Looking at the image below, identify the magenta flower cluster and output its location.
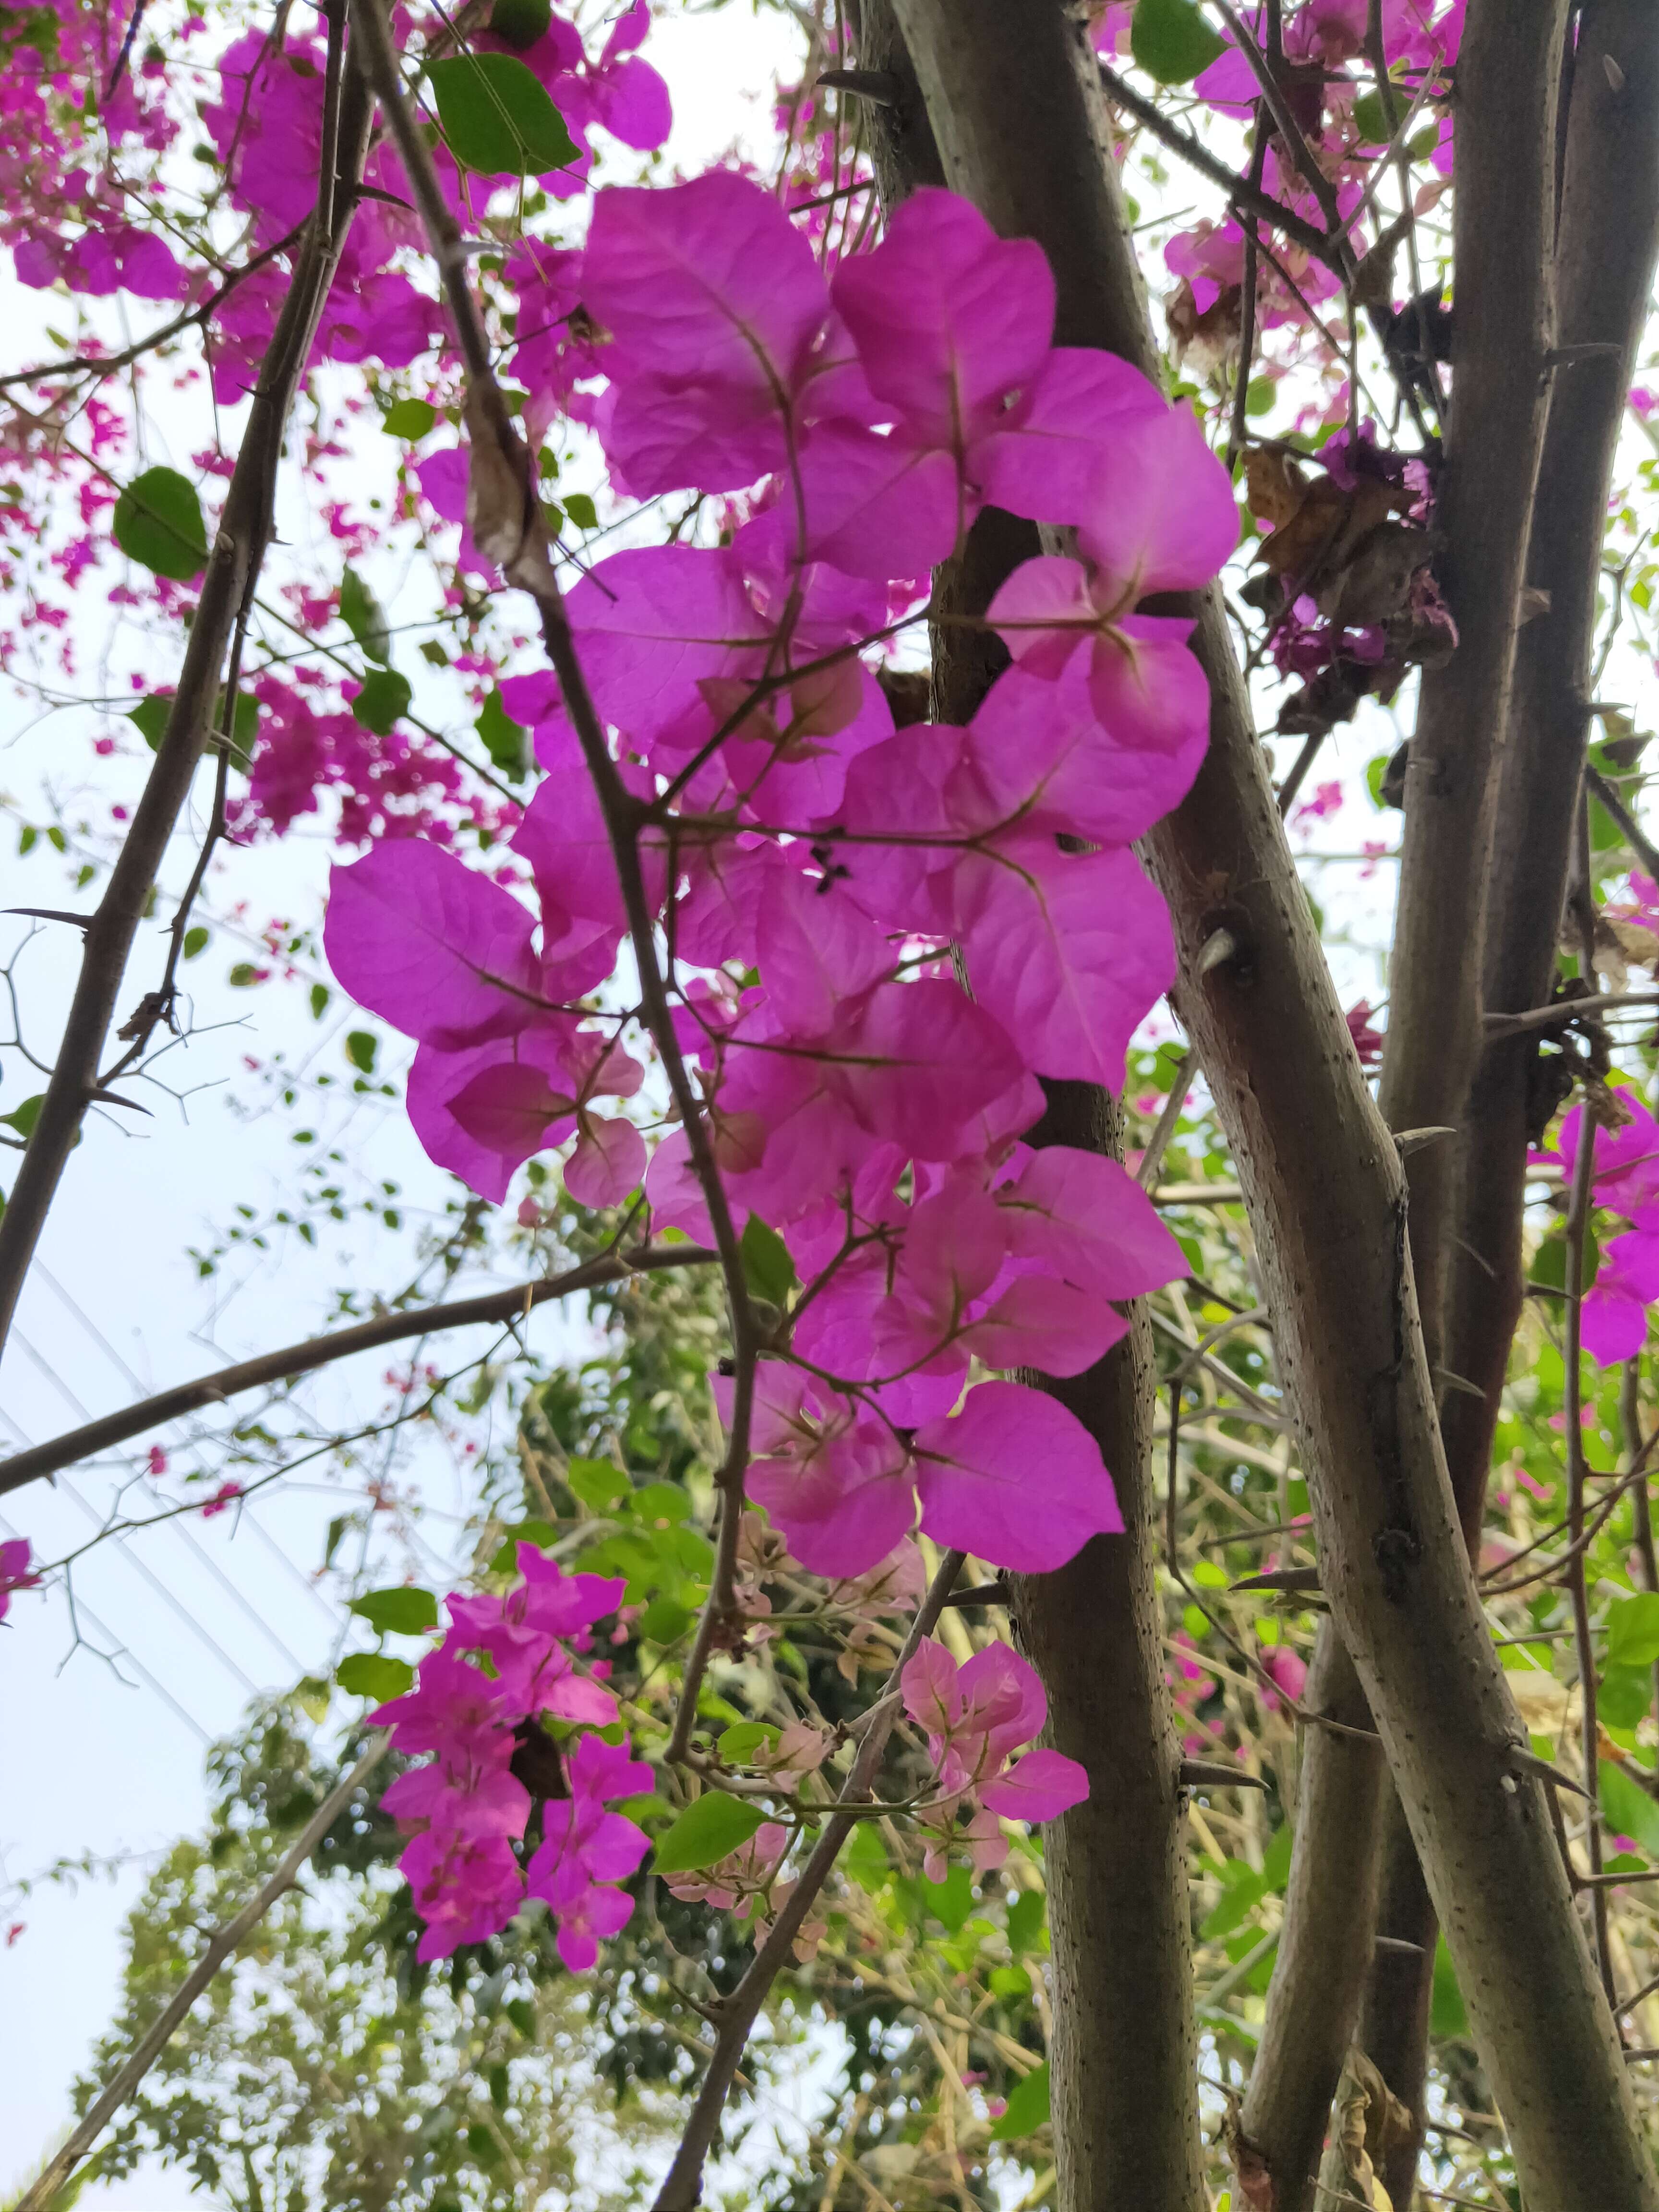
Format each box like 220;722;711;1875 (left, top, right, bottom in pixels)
373;1544;649;1965
325;174;1232;1597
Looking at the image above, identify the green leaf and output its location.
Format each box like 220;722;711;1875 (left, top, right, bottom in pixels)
1601;1664;1653;1731
562;490;598;530
228;962;261;987
1429;1932;1468;2037
351;668;412;735
740;1213;797;1307
0;1094;45;1141
566;1456;630;1513
114;466;209;581
1607;1592;1659;1670
1529;1224;1600;1296
476;688;528;779
988;1964;1032;2001
718;1721;778;1764
349;1585;439;1635
336;1652;414;1701
631;1481;691;1526
639;1594;693;1645
1005;1887;1046;1956
1201;1859;1266;1940
310;983;331;1020
225;688;259;774
345;1030;378;1074
505;1996;537;2039
652;1791;766;1875
384;396;439;440
1130;0;1226;83
989;2061;1051;2141
1352;88;1393;144
1244;375;1276;418
489;0;551;48
340;567;392;664
1602;1757;1659;1859
922;1863;975;1933
129;693;173;749
182;926;209;961
427;51;577;176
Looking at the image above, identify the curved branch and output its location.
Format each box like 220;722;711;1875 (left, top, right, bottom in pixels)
0;1244;716;1499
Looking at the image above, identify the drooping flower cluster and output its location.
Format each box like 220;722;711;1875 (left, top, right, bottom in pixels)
900;1639;1087;1881
326;174;1229;1596
373;1543;650;1964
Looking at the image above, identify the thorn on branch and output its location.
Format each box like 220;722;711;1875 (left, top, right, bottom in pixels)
4;908;94;929
1508;1745;1592;1800
1231;1565;1322;1594
940;1579;1007;1608
1392;1124;1456;1154
1179;1758;1271;1792
816;68;902;106
1373;1935;1425;1956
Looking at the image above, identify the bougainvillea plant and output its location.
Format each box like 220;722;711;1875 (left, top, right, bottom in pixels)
10;0;1659;2208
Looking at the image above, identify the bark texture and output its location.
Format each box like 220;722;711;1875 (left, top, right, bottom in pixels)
853;15;1206;2203
882;2;1659;2205
1361;10;1659;2201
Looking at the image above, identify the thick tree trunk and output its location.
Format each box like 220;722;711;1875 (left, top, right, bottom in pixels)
882;3;1659;2205
1357;10;1659;2202
853;17;1206;2204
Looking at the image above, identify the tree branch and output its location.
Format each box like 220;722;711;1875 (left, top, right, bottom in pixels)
343;0;761;1774
12;1734;389;2212
0;1244;716;1499
0;39;374;1362
650;1548;966;2212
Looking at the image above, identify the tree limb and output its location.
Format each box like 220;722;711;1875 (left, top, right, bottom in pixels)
0;36;374;1362
0;1244;716;1499
13;1734;390;2212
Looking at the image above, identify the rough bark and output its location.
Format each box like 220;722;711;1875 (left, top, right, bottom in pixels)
1238;1627;1382;2212
882;2;1659;2205
852;16;1205;2203
1377;0;1568;1376
1358;10;1659;2201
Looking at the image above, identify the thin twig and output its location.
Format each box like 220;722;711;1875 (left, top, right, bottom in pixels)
1097;63;1330;259
650;1549;966;2211
0;1244;714;1497
344;0;761;1771
13;1734;389;2212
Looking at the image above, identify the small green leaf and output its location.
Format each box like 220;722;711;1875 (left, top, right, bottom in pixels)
1529;1225;1600;1296
228;962;261;987
1130;0;1226;83
1600;1664;1653;1731
1609;1593;1659;1672
384;396;439;440
336;1652;414;1701
566;1457;631;1513
1005;1887;1046;1956
427;51;577;176
1244;375;1276;418
989;2061;1051;2141
340;567;392;664
652;1791;766;1875
310;983;331;1020
349;1585;439;1635
182;926;209;961
631;1481;691;1526
562;490;598;531
740;1213;797;1307
476;689;528;779
988;1963;1032;2000
351;668;412;735
1352;88;1393;144
639;1594;693;1644
129;694;173;749
505;1997;537;2039
0;1094;45;1140
922;1863;974;1933
718;1721;778;1764
345;1030;378;1074
114;466;210;580
1602;1758;1659;1859
489;0;551;48
225;688;259;773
